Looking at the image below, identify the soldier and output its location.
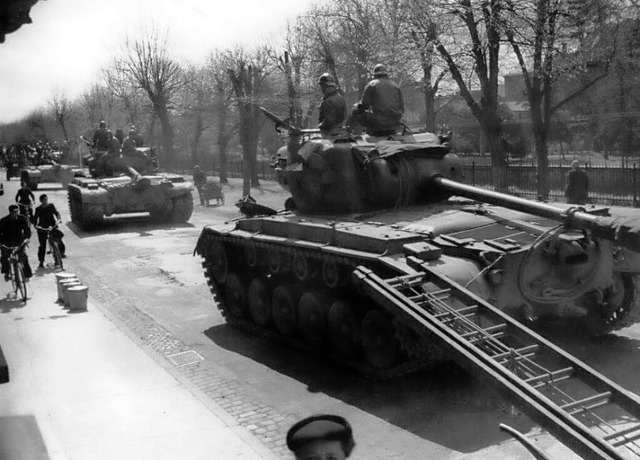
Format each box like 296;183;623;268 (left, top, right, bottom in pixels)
565;160;589;205
286;414;356;460
129;126;145;147
193;165;208;206
317;73;346;134
92;121;110;150
349;64;404;136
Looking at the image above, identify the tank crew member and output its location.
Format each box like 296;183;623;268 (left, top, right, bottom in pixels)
317;73;346;134
129;126;145;147
33;194;65;268
0;205;32;281
565;160;589;205
15;182;35;220
97;131;121;177
115;128;125;145
122;130;138;156
92;120;110;150
349;64;404;136
286;414;356;460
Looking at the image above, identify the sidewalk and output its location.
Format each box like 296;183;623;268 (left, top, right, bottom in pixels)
0;267;273;459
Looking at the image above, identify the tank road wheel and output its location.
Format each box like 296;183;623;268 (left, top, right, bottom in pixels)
583;273;636;336
327;300;361;358
208;241;229;284
272;285;299;336
297;291;329;347
293;255;308;281
322;260;346;288
362;310;400;369
247;277;272;326
225;273;247;319
171;194;194;223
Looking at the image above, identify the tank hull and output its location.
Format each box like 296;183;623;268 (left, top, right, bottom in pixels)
68;174;193;229
21;165;83;190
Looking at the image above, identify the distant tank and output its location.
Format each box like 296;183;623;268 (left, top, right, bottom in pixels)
67;145;193;229
21;162;84;190
194;108;640;377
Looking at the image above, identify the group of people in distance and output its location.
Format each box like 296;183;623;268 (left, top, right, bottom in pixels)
316;63;404;136
0;182;65;283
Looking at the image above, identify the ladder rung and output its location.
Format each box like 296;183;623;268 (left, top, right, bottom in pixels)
491;344;539;361
612;430;640;448
468;331;505;344
603;423;640;441
495;351;538;366
525;367;574;386
460;323;506;339
434;305;478;319
561;392;612;413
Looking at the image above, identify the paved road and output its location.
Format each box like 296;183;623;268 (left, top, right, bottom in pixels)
9;174;640;459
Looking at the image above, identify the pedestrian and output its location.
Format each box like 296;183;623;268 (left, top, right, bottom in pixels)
348;63;404;136
33;194;66;269
15;181;35;221
317;73;346;134
565;160;589;205
0;205;33;281
193;165;208;206
286;414;356;460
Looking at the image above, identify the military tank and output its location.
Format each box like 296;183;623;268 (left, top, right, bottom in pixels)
68;146;193;229
194;109;640;378
21;161;84;190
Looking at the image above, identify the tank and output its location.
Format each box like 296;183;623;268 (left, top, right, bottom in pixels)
21;162;84;190
194;109;640;378
67;146;193;229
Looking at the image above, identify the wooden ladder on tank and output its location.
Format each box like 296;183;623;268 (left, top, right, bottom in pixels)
353;256;640;460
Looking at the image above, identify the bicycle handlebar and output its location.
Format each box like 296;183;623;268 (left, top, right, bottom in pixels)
0;241;28;251
35;225;59;232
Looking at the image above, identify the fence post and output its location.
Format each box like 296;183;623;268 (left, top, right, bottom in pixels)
634;163;638;207
472;161;476;186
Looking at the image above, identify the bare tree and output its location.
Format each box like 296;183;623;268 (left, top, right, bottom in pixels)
504;0;617;198
48;91;71;142
120;26;185;163
226;47;271;196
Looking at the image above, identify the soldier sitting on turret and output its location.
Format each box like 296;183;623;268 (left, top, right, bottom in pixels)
129;126;144;147
348;64;404;136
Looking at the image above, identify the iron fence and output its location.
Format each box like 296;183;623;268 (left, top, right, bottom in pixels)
180;158;640;208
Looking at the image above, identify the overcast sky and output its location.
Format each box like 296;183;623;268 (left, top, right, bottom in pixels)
0;0;315;124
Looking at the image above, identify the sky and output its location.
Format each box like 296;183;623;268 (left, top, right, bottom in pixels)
0;0;316;124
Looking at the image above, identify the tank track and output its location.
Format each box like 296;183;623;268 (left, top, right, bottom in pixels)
170;193;194;223
198;232;446;380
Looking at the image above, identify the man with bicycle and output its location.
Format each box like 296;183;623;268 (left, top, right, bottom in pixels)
33;194;66;269
0;205;33;281
15;182;35;222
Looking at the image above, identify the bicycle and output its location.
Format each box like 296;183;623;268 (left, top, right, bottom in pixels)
35;225;64;270
0;242;28;302
17;202;33;223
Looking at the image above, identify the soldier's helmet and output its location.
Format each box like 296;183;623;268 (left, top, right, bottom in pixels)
194;165;200;170
318;73;337;87
373;64;388;78
99;120;106;128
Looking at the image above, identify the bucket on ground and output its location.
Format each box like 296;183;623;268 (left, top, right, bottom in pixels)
62;280;83;307
55;273;78;302
67;285;88;311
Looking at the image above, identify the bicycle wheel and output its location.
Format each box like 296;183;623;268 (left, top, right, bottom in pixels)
14;261;27;302
51;239;63;270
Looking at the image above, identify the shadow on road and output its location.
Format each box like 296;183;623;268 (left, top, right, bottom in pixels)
204;323;535;453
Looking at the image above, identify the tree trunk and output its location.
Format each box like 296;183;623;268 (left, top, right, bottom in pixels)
534;128;549;200
191;111;203;167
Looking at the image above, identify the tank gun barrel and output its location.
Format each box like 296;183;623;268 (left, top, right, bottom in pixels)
435;177;640;253
260;107;320;136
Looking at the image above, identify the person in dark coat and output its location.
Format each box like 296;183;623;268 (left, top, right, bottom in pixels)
317;73;346;134
565;160;589;205
349;64;404;136
33;194;65;268
287;414;356;460
92;121;110;150
0;205;32;280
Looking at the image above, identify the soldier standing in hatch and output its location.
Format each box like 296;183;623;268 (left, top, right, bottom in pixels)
92;121;110;150
317;73;346;134
349;64;404;136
